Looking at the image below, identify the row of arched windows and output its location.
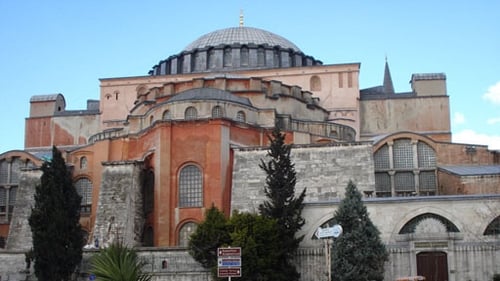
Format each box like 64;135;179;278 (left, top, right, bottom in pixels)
160;106;246;123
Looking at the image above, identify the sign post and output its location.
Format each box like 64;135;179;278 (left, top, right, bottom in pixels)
217;247;242;280
316;224;342;281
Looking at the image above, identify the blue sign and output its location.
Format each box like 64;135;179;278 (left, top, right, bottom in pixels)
89;273;96;281
218;258;242;267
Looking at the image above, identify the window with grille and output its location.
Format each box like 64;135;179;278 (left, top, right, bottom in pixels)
212;106;223;118
179;165;202;207
393;139;413;169
223;47;232;67
75;178;92;214
0;157;29;221
374;145;390;170
241;46;249;66
163;110;171;120
418;142;436;168
236;111;246;122
257;47;265;66
178;222;197;247
185;107;197;120
419;171;436;193
394;172;415;194
207;48;216;69
0;161;8;184
375;173;391;197
80;157;88;170
374;138;436;197
0;188;5;213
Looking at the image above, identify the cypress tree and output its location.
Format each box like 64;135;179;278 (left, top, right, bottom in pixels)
29;146;84;281
259;127;306;281
331;181;388;281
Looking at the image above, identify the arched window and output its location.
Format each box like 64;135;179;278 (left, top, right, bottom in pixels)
310;75;322;91
240;46;249;66
75;178;92;214
178;165;202;207
178;222;197;247
257;47;265;66
374;138;436;197
185;107;198;120
236;111;246;122
143;170;154;215
191;50;199;72
399;213;459;234
273;48;280;67
80;157;87;170
0;157;26;222
223;47;232;67
163;110;171;120
207;48;216;69
212;106;223;118
149;115;154;125
484;216;500;235
142;226;154;247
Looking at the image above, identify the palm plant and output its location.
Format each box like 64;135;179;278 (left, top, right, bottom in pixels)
90;242;152;281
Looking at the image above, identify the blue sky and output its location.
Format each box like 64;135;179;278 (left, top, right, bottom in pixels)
1;1;499;151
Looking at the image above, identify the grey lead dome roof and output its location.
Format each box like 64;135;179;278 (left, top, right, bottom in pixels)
183;27;302;52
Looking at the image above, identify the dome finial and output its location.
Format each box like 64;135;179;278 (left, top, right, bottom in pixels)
239;9;244;27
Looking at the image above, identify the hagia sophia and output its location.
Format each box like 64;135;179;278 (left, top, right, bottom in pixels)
1;19;499;281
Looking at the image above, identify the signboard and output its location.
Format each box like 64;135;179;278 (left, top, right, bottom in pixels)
218;247;241;257
218;267;242;278
218;257;242;267
316;224;343;239
217;247;242;278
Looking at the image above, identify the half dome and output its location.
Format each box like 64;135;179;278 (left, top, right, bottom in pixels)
183;27;301;52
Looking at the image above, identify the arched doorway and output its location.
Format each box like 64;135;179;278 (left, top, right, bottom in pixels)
416;251;448;281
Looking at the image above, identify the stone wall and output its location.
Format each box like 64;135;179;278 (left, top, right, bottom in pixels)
231;144;375;213
92;161;144;247
6;168;42;250
2;241;497;281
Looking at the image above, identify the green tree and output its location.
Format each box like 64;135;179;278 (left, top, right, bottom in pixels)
228;211;281;281
331;181;388;281
188;205;231;269
90;242;152;281
258;127;306;281
28;146;84;281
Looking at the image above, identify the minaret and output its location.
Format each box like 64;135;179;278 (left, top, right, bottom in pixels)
383;57;395;94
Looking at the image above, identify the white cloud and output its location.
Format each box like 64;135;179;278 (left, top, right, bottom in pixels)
482;81;500;105
453;129;500;150
487;117;500;125
452;112;465;125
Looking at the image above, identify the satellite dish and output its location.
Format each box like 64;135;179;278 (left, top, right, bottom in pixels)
332;224;343;238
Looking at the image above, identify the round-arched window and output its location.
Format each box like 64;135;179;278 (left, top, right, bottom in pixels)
185;107;198;120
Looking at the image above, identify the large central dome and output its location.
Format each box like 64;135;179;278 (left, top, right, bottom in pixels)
183;27;302;53
149;26;322;76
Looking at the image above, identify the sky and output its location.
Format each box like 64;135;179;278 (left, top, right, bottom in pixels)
0;1;499;152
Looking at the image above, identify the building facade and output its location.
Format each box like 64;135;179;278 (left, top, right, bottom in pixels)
1;25;499;281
